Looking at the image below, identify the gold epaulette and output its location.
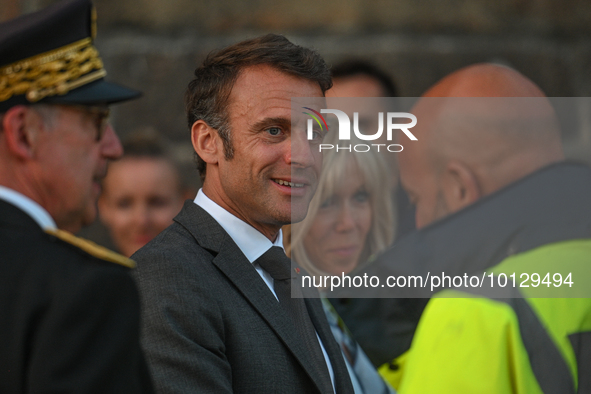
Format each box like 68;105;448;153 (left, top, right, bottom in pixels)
45;228;135;269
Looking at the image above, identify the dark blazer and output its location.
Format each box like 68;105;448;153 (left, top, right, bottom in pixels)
133;201;354;394
0;200;153;393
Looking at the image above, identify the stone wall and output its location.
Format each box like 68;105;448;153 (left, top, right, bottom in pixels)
4;0;591;161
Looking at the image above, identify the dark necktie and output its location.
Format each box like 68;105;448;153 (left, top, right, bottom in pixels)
255;246;334;393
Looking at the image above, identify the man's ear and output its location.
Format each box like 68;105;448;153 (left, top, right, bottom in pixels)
191;120;220;165
2;106;43;160
440;159;481;212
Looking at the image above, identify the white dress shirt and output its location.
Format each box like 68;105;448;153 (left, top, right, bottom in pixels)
194;189;336;392
0;186;56;230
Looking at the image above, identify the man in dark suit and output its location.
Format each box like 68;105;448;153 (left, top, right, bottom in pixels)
0;0;153;392
133;34;354;393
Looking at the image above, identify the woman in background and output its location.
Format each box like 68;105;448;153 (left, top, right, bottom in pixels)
290;141;395;277
99;134;188;257
288;144;396;394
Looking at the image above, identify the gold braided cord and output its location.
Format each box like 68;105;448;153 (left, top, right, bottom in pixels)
45;228;136;268
0;37;107;103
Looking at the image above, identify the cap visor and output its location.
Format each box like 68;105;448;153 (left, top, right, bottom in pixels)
45;78;141;106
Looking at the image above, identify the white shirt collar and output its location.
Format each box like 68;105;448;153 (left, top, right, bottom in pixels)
194;189;284;263
0;186;57;230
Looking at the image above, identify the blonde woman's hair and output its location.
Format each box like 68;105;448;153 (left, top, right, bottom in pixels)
289;142;395;279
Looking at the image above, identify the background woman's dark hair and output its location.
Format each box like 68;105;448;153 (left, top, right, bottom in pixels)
331;59;398;98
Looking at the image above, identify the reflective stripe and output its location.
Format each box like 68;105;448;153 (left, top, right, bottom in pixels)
503;297;575;394
461;284;576;393
568;331;591;394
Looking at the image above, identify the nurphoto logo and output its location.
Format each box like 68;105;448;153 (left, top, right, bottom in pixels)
303;107;418;152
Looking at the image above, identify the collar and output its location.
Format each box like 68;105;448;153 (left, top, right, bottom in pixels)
0;186;57;230
194;189;284;263
369;162;591;290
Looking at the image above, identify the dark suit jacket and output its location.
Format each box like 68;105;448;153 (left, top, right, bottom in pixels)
133;201;354;394
0;200;153;393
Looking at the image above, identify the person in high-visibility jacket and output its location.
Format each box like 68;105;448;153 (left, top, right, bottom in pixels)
372;63;591;393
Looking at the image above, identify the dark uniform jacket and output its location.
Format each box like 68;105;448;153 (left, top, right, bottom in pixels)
0;199;153;393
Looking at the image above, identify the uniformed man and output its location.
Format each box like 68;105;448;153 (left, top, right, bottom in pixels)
0;0;153;392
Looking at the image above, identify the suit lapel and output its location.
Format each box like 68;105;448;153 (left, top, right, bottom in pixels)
174;202;336;393
306;297;354;393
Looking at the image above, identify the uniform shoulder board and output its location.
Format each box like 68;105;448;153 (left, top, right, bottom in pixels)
45;228;135;269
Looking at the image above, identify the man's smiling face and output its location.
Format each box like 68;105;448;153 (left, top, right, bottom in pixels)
212;64;324;238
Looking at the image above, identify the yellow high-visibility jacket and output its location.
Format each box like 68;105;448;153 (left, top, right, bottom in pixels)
381;240;591;393
374;163;591;394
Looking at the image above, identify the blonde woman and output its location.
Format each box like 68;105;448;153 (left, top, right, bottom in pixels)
291;143;395;279
287;142;396;394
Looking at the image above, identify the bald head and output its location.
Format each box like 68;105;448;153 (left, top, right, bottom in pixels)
423;63;547;98
399;63;564;228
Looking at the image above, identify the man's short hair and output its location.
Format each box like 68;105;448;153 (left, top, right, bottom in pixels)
185;33;332;180
331;59;398;97
0;104;56;133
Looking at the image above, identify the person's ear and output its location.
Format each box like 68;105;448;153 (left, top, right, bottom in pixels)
440;159;481;212
191;120;221;165
2;106;43;160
